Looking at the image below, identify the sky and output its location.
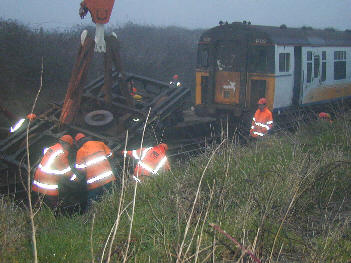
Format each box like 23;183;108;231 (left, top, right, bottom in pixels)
1;0;350;31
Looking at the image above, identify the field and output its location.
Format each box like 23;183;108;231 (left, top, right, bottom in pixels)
1;111;351;262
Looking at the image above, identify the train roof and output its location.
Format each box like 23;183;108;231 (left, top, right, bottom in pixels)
200;22;351;47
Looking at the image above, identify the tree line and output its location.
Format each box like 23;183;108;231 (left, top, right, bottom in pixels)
0;19;204;107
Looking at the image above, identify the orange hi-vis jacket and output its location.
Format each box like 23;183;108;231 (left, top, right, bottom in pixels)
123;144;170;177
82;0;115;24
250;107;273;138
32;143;76;196
76;141;115;190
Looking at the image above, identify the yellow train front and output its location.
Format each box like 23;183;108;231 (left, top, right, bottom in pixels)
194;22;351;118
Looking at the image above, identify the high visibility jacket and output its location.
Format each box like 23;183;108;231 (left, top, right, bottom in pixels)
123;144;170;177
32;143;75;196
169;81;182;88
250;108;273;138
76;141;115;190
82;0;115;24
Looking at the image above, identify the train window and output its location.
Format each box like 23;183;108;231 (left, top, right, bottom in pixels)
307;51;312;61
334;51;346;80
321;62;326;81
197;48;209;67
321;51;327;81
307;63;312;83
314;55;320;78
279;53;290;72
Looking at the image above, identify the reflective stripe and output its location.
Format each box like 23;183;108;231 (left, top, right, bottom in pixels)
132;150;140;160
39;164;71;175
251;126;255;129
266;121;273;125
141;147;151;160
253;131;265;137
253;117;256;122
133;176;141;183
153;157;167;174
106;152;112;158
137;156;168;175
76;155;107;169
254;122;270;130
87;170;113;184
70;174;77;181
33;180;58;190
132;147;151;160
138;161;154;173
43;147;49;155
39;150;72;175
10;118;26;133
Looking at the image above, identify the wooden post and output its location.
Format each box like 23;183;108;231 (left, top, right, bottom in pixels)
59;37;95;125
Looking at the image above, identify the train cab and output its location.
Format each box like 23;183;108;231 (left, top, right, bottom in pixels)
194;22;351;118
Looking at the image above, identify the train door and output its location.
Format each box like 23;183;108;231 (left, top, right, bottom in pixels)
213;40;243;105
249;79;266;108
293;47;302;105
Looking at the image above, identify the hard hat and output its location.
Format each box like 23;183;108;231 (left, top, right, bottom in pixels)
173;74;179;80
319;112;330;119
160;143;168;151
257;98;267;105
59;135;74;146
75;132;86;142
26;113;37;121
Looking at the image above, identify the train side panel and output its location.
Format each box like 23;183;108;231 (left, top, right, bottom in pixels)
301;46;351;105
273;45;295;109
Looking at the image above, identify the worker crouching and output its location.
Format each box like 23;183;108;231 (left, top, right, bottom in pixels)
32;135;76;208
123;143;170;182
75;133;116;205
318;112;333;124
250;98;273;138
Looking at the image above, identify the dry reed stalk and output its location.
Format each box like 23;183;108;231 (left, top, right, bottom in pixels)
176;140;225;262
123;107;151;263
26;57;44;263
194;181;215;263
106;130;129;263
90;213;96;263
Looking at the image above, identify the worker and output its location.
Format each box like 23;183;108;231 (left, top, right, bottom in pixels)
169;74;182;88
318;112;332;123
32;135;76;208
250;98;273;138
75;133;116;204
10;113;37;133
122;143;170;182
79;0;115;53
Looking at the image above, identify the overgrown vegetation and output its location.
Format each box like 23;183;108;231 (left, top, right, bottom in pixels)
0;19;202;122
1;112;351;262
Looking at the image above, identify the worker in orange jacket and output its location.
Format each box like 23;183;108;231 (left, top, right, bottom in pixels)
32;135;76;207
318;112;332;123
75;133;116;203
10;113;37;133
250;98;273;138
122;143;170;181
169;74;182;88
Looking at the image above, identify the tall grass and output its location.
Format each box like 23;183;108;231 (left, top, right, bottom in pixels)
1;113;351;262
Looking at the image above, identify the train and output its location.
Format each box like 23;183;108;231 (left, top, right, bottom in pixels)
194;21;351;118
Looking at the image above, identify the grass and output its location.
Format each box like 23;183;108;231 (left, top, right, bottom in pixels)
1;113;351;262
